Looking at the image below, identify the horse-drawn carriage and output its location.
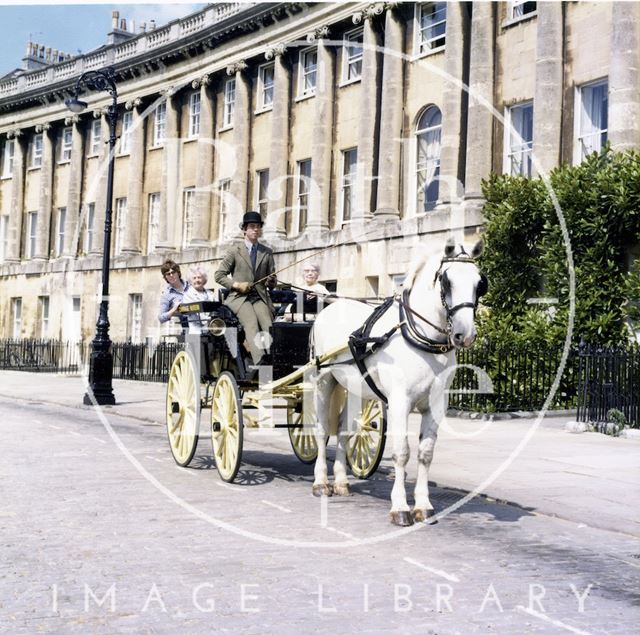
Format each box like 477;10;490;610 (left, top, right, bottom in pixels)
165;289;387;482
165;239;487;526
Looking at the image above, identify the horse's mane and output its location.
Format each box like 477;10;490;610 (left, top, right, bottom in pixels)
403;249;444;292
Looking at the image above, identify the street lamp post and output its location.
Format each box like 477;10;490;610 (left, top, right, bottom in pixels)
66;68;118;405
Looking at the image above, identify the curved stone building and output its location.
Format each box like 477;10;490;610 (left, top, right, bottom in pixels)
0;2;636;342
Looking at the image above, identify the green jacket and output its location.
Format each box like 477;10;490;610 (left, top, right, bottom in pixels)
214;242;276;314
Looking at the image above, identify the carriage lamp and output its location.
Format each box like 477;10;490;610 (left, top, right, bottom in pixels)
208;318;227;337
66;68;119;406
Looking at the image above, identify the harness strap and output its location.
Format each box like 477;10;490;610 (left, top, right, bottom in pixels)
348;297;396;404
399;290;453;354
400;291;453;354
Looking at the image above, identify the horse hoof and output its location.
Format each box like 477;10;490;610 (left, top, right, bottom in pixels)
389;511;414;527
412;508;436;523
312;484;333;497
333;483;351;497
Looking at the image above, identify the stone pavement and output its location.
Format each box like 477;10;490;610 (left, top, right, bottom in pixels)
1;369;638;539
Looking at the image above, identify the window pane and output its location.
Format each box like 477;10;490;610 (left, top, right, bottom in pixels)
416;106;442;210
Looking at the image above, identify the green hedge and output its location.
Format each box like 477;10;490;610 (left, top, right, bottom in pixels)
479;146;640;348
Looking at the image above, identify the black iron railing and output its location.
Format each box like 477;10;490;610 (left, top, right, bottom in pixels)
0;338;88;373
450;341;580;412
111;340;184;382
0;338;183;383
576;342;639;427
2;338;637;422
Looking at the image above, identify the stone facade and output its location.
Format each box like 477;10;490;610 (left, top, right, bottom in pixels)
0;1;633;342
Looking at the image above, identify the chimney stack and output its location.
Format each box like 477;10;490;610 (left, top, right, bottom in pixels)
112;11;119;30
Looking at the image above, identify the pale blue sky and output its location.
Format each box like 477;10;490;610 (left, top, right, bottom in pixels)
0;2;206;76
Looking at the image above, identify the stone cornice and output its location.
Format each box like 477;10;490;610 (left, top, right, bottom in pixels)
0;2;297;111
0;1;370;128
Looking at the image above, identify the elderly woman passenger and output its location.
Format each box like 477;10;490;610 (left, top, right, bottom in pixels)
183;265;215;334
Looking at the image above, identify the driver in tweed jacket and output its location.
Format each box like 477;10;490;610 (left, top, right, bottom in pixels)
214;211;276;365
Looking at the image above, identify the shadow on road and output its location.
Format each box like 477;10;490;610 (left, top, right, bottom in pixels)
186;447;536;524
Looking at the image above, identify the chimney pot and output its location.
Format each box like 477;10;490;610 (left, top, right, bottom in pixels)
112;10;119;29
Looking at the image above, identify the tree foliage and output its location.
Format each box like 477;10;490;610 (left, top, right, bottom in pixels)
478;147;640;346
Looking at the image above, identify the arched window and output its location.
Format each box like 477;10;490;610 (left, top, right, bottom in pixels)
415;106;441;212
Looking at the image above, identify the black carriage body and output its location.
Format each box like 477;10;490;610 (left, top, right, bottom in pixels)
178;291;320;382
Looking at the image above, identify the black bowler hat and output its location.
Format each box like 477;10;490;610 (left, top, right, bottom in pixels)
239;211;264;229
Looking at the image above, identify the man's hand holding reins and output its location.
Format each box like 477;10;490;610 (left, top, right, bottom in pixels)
233;281;253;294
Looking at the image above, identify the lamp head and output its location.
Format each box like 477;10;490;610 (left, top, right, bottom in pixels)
65;96;88;113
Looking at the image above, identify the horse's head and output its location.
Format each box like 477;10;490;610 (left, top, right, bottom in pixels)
436;238;488;349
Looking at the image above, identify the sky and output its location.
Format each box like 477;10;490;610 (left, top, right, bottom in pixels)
0;1;207;76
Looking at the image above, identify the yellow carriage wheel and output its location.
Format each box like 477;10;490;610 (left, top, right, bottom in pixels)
346;399;387;479
166;350;200;467
287;406;319;464
211;371;244;482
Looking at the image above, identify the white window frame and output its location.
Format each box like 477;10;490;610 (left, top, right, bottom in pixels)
39;295;50;339
31;133;43;168
341;28;363;85
255;170;270;217
84;202;95;253
189;92;201;138
147;193;161;253
257;63;275;112
415;3;447;56
509;0;537;21
2;139;15;178
340;148;358;224
218;179;231;242
0;215;9;262
503;101;534;177
153;102;167;147
114;197;127;255
223;78;236;128
295;159;312;234
128;293;143;344
182;187;196;248
11;297;22;339
120;111;133;154
56;207;66;256
574;78;608;165
298;47;318;99
90;119;102;155
27;211;37;259
60;127;73;162
415;105;442;214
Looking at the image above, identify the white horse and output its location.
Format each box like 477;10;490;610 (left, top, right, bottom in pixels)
310;238;486;526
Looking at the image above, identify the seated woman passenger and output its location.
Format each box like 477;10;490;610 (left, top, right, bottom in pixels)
182;266;215;335
279;262;330;321
157;260;190;330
